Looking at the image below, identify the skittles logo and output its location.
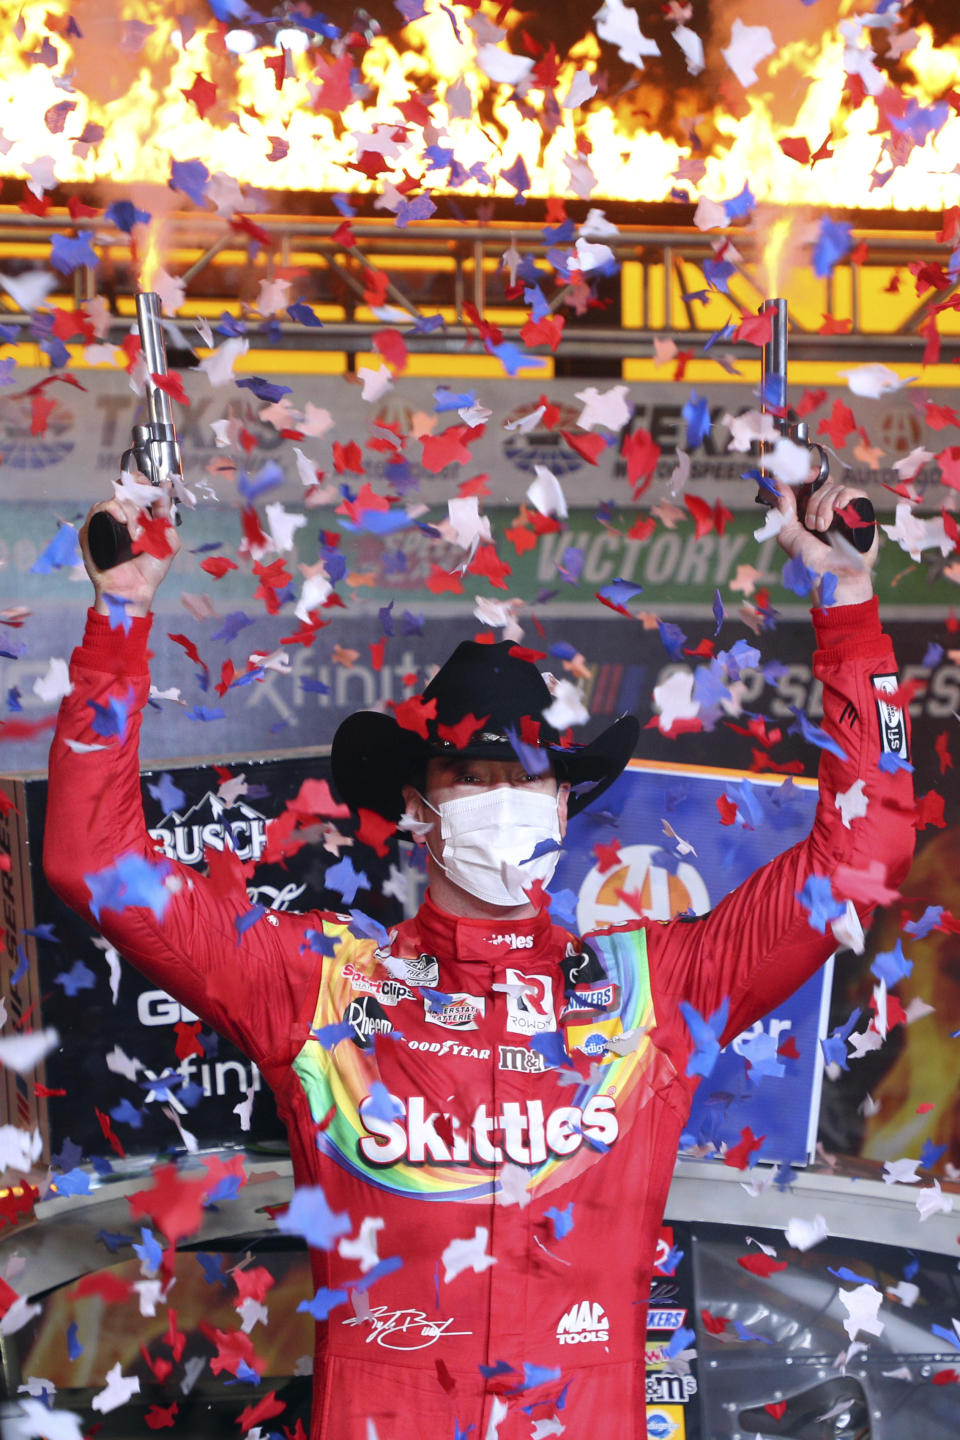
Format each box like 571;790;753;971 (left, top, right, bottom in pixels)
575;844;711;934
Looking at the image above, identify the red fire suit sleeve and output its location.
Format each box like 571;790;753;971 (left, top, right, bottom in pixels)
645;596;916;1049
43;608;323;1071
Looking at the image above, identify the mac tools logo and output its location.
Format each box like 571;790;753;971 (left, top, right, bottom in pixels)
149;791;269;867
556;1300;609;1345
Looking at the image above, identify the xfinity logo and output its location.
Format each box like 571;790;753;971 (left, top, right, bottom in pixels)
358;1093;618;1166
556;1300;609;1345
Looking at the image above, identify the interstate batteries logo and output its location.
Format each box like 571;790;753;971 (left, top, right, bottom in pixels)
556;1300;610;1346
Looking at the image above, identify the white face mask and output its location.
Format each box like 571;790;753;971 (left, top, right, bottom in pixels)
419;786;563;908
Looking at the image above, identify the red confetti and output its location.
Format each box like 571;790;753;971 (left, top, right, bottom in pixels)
145;1404;179;1429
737;1252;788;1277
127;1163;213;1245
765;1401;788;1421
723;1126;766;1170
74;1271;134;1302
716;794;738;827
560;429;606;465
95;1106;126;1159
392;694;437;740
421;424;480;473
699;1307;728;1334
182;73;217;119
469;543;512;590
817;399;856;448
777;1035;801;1060
200;555;238;579
355;808;397;858
425;564;465;595
592;838;621;873
239;1392;286;1433
373;328;408;372
733;311;773;346
935;731;953;774
436;712;490;749
174;1020;204;1062
779;135;811;164
151;372;189;406
621;427;661;493
131;512;176;560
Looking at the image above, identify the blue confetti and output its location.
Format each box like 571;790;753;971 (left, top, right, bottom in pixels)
146;772;186;813
30;523;81;574
298;1286;350;1321
54;959;96;997
170;158;211;207
324;855;370;905
870;939;913;987
544;1202;574;1241
682;391;711;448
530;1030;572;1070
812;218;853;279
85;851;172;923
795;873;846;933
276;1185;351;1250
679;997;729;1078
49;233;99;275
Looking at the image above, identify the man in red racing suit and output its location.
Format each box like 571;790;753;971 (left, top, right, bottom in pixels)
44;478;915;1440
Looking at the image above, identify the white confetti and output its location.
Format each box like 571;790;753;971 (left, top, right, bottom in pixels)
839;1283;885;1342
722;18;775;87
785;1213;829;1252
91;1362;141;1414
835;779;869;829
442;1225;496;1284
0;1029;60;1074
32;657;72;704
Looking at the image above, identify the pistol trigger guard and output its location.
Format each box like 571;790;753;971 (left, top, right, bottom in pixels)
810;445;830;486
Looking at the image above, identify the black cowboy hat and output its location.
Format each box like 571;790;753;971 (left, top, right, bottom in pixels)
331;640;639;821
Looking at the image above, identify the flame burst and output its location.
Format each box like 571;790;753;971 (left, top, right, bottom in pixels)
1;2;959;209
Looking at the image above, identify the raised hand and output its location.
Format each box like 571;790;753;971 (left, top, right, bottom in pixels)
774;472;877;607
81;486;181;620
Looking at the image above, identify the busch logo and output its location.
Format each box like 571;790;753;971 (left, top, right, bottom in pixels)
498;1044;547;1074
149;791;267;866
505;970;556;1035
423;992;485;1030
488;932;534;949
346;995;394;1050
873;674;909;758
358;1093;618;1166
343;962;413;1007
556;1300;609;1345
